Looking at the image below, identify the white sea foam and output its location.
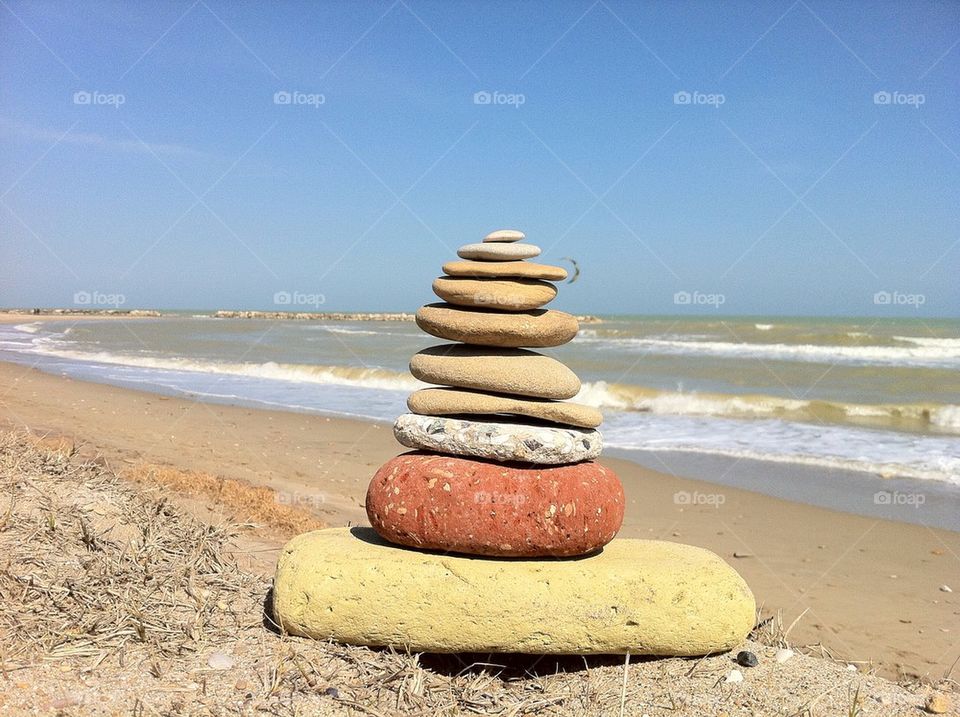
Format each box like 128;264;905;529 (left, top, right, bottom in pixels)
754;323;774;331
584;336;960;367
602;414;960;485
893;336;960;349
20;343;425;392
933;405;960;431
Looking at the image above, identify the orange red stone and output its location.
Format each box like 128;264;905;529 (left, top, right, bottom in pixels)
365;452;624;558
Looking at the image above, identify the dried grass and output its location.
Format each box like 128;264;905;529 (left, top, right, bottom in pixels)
0;431;941;716
123;462;325;537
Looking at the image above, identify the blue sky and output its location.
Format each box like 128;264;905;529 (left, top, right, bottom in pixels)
1;0;957;316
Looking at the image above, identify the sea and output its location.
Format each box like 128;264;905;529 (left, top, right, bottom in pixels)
2;314;959;529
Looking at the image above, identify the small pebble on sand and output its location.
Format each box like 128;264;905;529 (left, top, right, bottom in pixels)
774;648;794;663
939;584;952;593
207;651;234;670
925;693;950;714
725;669;743;684
735;650;758;667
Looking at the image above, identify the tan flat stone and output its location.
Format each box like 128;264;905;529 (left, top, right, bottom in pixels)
442;260;568;281
432;276;557;311
408;387;602;428
483;229;525;243
273;527;757;655
410;344;580;399
458;243;540;261
416;303;579;348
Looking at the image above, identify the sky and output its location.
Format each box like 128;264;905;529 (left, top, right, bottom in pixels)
1;0;958;317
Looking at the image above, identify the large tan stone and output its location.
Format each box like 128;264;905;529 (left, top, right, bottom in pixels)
408;387;602;428
416;303;579;348
272;527;757;655
442;260;568;281
432;276;557;311
410;344;580;399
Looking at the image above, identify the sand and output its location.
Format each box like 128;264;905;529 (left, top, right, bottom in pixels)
1;358;958;685
1;430;952;716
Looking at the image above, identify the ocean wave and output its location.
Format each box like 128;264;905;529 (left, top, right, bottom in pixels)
893;336;960;349
754;323;773;331
318;326;381;336
607;442;960;485
577;380;960;435
17;334;960;435
581;336;960;367
22;344;425;392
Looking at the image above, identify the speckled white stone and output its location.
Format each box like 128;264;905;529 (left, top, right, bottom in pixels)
393;413;602;464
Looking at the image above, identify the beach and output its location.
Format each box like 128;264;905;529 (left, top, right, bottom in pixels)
2;353;957;683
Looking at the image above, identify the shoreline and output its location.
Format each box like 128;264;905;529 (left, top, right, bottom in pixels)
1;359;957;681
3;312;957;529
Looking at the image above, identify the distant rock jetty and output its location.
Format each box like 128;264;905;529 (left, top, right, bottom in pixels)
212;310;416;321
0;308;602;323
1;308;162;317
213;310;603;323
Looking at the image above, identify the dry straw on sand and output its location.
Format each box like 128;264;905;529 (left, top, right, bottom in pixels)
0;431;950;716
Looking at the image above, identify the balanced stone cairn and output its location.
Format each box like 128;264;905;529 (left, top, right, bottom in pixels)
368;228;621;557
272;229;756;655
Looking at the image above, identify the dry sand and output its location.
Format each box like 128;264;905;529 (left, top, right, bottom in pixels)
1;430;954;716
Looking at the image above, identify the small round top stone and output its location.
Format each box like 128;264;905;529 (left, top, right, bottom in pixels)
483;229;525;243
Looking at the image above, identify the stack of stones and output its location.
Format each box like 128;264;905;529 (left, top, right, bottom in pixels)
365;228;624;557
272;229;756;657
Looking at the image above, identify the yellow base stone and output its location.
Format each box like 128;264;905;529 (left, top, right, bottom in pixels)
272;527;756;656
